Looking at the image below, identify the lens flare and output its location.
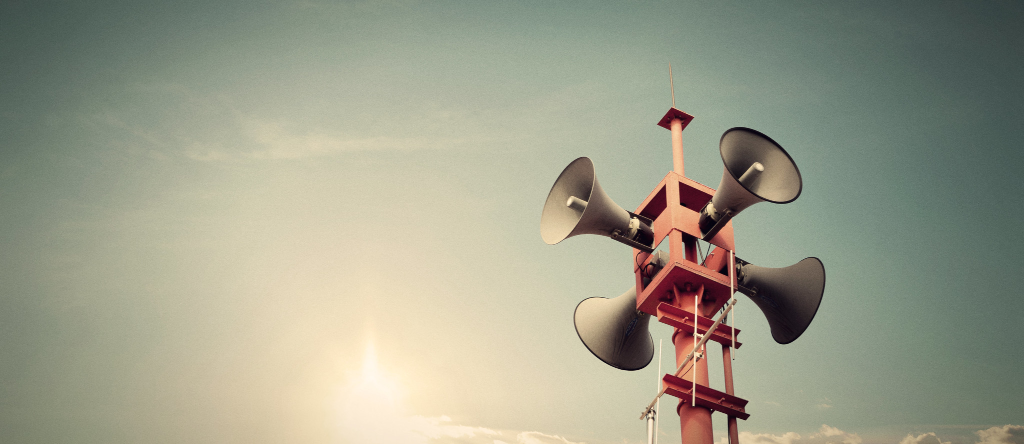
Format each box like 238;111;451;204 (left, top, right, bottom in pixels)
336;342;421;444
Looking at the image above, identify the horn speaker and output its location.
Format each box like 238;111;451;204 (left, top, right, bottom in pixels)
699;128;803;239
574;287;654;370
541;157;654;252
735;257;826;344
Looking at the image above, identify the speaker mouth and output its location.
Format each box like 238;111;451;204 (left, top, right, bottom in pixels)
573;295;654;371
781;256;826;345
540;157;595;245
736;256;826;345
720;127;803;204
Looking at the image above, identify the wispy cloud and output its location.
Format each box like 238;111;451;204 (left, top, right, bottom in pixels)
86;82;483;163
377;416;585;444
240;118;467;160
975;425;1024;444
406;415;501;443
900;432;952;444
717;425;1024;444
894;425;1024;444
337;343;589;444
402;417;588;444
717;424;862;444
514;431;586;444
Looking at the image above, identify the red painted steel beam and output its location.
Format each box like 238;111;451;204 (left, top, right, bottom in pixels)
655;302;742;348
636;259;732;316
662;373;750;420
633;108;748;444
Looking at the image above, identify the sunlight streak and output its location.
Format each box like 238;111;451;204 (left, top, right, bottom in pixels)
336;341;422;444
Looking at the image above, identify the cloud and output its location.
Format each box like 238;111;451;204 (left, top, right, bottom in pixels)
975;425;1024;444
339;409;584;444
351;419;1024;444
337;344;585;444
88;82;478;163
716;424;1024;444
818;425;845;437
899;432;951;444
718;425;861;444
736;431;804;444
241;118;463;160
515;431;585;444
809;424;862;444
895;425;1024;444
408;415;500;441
387;419;584;444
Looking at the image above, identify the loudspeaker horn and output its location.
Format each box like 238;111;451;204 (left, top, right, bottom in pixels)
698;128;803;240
574;286;654;370
541;157;654;252
734;256;826;344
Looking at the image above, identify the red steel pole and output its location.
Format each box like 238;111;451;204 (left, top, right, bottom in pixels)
675;234;712;444
722;345;739;444
673;324;712;444
671;118;684;175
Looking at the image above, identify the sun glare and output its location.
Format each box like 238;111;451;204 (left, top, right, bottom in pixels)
349;341;401;406
337;341;421;443
359;342;386;385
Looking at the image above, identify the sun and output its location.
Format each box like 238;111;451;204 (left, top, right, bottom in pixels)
345;341;401;407
336;341;421;443
353;342;400;402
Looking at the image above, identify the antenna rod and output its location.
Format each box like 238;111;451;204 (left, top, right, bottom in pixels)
656;339;663;444
730;250;736;359
647;339;664;444
692;295;699;407
640;298;737;418
669;64;676;108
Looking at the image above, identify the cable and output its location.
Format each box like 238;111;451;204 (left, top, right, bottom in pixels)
635;250;657;281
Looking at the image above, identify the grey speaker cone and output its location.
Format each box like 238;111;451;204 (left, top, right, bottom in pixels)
720;127;803;204
698;128;805;238
540;157;653;249
736;257;826;344
574;287;654;371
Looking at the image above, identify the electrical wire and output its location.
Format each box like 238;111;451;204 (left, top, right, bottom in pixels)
699;241;715;267
635;251;649;280
635;250;658;281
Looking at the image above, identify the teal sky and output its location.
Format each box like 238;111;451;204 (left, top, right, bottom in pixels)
1;2;1022;444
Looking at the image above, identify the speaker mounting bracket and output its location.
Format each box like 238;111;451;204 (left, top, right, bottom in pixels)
611;211;656;252
699;203;734;241
628;211;654;228
612;231;655;253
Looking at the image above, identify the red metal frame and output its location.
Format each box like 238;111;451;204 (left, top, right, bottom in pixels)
635;108;746;444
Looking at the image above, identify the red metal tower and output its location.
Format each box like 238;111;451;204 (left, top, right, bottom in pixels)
634;108;747;444
542;90;822;444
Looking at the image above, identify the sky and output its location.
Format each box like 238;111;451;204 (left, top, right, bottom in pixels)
1;1;1022;444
